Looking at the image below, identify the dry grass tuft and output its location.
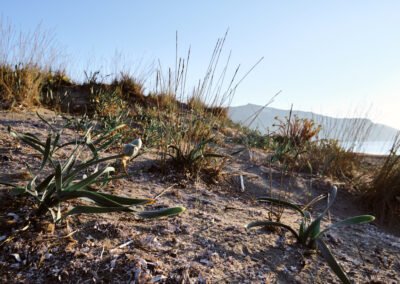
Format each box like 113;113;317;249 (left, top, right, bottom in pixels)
273;113;321;149
0;64;44;108
111;72;146;105
303;139;360;179
362;135;400;223
269;112;361;180
0;18;66;109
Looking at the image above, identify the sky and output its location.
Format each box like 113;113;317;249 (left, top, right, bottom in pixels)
1;1;400;129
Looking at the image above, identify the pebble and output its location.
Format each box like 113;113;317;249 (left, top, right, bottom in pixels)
11;253;21;262
44;253;53;260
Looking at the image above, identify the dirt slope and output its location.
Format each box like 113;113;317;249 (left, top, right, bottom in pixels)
0;110;399;283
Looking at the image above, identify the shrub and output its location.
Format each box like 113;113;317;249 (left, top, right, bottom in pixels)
270;114;321;171
362;135;400;223
150;107;227;180
247;186;374;283
270;113;361;181
300;139;360;180
234;126;271;149
167;137;226;179
273;114;321;150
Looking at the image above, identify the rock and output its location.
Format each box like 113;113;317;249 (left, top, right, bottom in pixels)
11;253;21;262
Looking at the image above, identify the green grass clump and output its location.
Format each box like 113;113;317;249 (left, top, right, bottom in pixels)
234;126;271;149
141;103;227;181
247;186;375;284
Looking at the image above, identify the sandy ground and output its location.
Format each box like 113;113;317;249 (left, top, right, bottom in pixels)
0;110;399;283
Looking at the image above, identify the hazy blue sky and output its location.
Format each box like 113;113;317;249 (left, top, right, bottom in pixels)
2;1;400;129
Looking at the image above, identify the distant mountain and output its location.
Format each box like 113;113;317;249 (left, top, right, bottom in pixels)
228;104;399;142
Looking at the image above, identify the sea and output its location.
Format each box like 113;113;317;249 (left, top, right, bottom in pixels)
341;141;399;155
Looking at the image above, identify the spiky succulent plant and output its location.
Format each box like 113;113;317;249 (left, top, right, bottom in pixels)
1;122;185;223
246;186;374;284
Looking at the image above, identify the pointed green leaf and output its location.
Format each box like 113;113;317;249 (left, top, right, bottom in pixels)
86;141;99;159
257;196;305;217
64;167;115;192
245;220;299;240
52;133;61;152
36;173;55;192
57;190;154;208
0;181;27;196
20;133;44;144
61;149;78;176
303;187;337;241
64;154;124;182
316;215;375;238
63;205;133;218
316;239;351;284
55;163;62;193
26;175;37;192
40;135;52;170
96;134;121;152
302;194;327;211
94;192;155;206
36;111;55;131
9;130;44;153
58;190;125;207
92;124;126;145
138;206;186;219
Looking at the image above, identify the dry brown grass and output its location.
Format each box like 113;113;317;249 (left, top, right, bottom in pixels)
0;64;46;109
269;113;361;180
0;18;65;109
273;113;321;149
140;31;252;180
362;135;400;223
111;72;146;105
302;139;360;179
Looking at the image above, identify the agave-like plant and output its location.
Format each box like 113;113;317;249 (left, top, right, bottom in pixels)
1;123;185;222
246;186;374;284
167;138;226;177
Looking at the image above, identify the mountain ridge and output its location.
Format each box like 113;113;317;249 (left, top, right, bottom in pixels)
228;103;399;142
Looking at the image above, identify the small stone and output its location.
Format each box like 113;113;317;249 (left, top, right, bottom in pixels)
11;253;21;262
110;258;117;270
151;275;166;283
44;253;53;260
